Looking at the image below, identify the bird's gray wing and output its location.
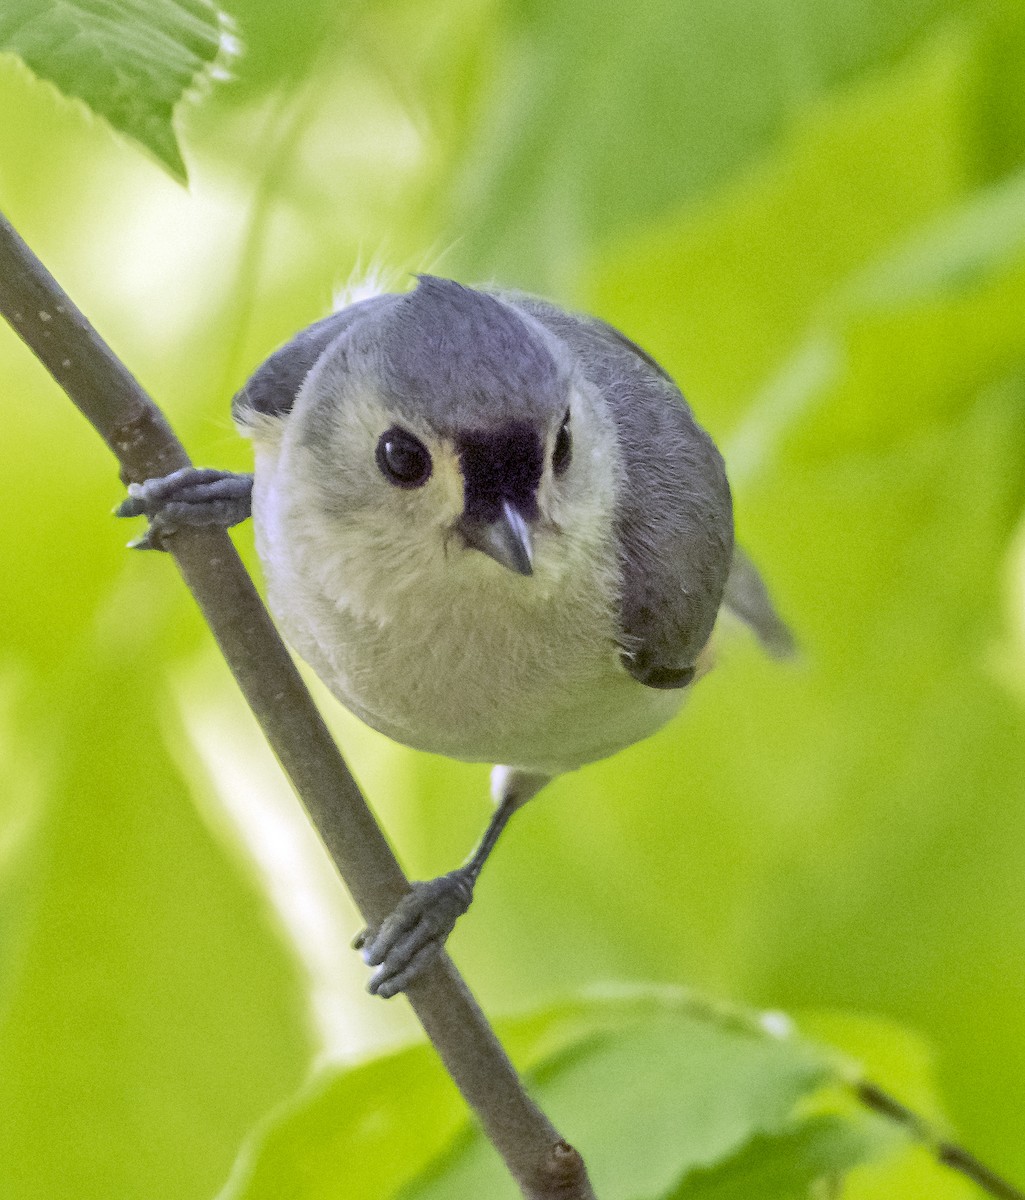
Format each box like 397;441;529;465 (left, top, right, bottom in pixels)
232;294;398;427
722;545;796;658
593;321;796;661
501;295;735;689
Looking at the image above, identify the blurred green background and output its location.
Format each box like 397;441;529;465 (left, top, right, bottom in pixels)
1;0;1024;1197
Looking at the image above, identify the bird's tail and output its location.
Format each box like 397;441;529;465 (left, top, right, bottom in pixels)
722;545;797;659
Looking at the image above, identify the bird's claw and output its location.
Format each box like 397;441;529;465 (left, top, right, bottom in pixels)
357;869;476;998
116;467;253;550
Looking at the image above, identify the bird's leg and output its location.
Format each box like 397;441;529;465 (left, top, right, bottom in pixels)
358;767;551;998
116;467;254;549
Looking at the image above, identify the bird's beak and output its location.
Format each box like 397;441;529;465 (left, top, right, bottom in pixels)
459;499;534;576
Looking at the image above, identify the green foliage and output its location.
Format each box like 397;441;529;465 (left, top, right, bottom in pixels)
0;0;227;178
215;995;991;1198
447;0;975;290
2;0;1025;1197
221;994;902;1199
410;1000;831;1200
0;597;314;1200
667;1119;876;1200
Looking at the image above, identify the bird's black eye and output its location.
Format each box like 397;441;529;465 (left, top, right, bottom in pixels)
376;427;432;488
552;410;572;475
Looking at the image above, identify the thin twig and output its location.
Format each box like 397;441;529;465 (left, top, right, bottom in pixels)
0;208;597;1200
856;1082;1024;1200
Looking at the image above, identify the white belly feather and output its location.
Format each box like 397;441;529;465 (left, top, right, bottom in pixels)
251;445;685;776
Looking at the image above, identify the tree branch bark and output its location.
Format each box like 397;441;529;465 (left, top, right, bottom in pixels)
0;208;597;1200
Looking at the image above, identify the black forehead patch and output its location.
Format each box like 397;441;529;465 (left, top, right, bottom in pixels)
458;422;544;523
378;276;565;428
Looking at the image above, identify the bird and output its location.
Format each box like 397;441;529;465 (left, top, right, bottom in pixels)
119;275;794;998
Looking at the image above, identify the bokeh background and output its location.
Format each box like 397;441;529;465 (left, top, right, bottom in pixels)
1;0;1024;1197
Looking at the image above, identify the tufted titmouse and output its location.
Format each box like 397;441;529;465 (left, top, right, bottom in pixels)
120;276;793;997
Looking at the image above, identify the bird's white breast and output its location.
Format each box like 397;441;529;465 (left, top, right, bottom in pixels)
249;437;685;776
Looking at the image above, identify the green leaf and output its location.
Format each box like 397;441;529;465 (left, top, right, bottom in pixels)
400;993;877;1200
217;1043;465;1200
217;993;632;1200
0;0;229;179
224;991;884;1200
669;1116;891;1200
229;996;986;1200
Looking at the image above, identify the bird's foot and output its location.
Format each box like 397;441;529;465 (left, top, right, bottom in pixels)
355;868;476;998
116;467;254;549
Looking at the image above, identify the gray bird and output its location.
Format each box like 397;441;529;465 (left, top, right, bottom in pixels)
120;276;793;997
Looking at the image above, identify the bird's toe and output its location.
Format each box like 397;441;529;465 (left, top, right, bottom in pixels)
360;869;475;997
117;467;253;549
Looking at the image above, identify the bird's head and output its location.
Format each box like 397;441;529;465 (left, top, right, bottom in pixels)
284;276;620;606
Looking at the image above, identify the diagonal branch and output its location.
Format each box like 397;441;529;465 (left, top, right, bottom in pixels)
0;208;597;1200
